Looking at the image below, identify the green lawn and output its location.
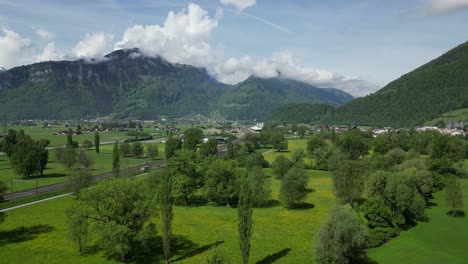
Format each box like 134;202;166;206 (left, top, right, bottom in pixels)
367;179;468;264
0;169;335;263
0;143;165;193
263;139;314;166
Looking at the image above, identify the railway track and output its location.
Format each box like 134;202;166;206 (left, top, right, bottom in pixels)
3;160;167;201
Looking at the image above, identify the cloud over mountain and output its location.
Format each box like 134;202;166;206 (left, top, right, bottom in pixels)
0;3;377;96
115;3;222;68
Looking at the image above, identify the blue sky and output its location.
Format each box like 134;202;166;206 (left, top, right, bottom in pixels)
1;0;468;96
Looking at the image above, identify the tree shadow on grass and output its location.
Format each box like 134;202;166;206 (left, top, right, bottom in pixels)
40;173;67;178
306;188;315;193
352;255;379;264
290;202;315;210
257;199;281;208
172;240;224;262
256;248;291;264
447;210;465;217
0;224;54;246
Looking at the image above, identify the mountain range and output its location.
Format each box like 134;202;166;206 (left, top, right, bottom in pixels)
0;49;353;120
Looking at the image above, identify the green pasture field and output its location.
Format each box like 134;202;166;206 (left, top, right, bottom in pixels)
0;143;165;194
368;179;468;264
0;169;335;263
425;108;468;126
263;138;313;165
3;125;133;147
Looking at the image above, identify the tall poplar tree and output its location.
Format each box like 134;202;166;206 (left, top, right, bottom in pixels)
94;131;100;154
112;141;120;177
158;170;174;264
238;172;254;264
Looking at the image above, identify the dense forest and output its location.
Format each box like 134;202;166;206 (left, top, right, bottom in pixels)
265;103;335;124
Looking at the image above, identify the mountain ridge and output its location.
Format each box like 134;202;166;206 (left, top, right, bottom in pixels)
0;49;354;120
326;41;468;127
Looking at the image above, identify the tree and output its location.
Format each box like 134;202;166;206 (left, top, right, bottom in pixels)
65;204;89;256
315;205;369;264
167;150;200;205
30;139;50;177
146;144;159;160
82;140;93;150
306;136;326;156
94;131;100;154
279;165;309;208
120;142;131;157
132;142;144;157
166;137;182;159
311;146;331;170
336;130;369;160
56;145;77;170
10;132;49;178
67;129;73;146
446;176;464;215
183;128;204;152
200;138;218;157
238;172;253;264
226;140;238;159
75;178;153;261
272;155;292;179
78;150;94;169
158;170;174;264
205;159;239;207
332;160;366;204
244;152;268;169
0;180;8;201
1;129;18;157
290;148;305;164
112;141;120;177
66;169;93;196
249;166;271;207
271;131;287;151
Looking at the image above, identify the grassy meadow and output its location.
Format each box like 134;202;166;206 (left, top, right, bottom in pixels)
0;143;165;194
425;108;468;126
0;169;335;264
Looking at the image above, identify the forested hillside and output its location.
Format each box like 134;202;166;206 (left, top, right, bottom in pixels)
217;76;353;120
265;103;335;124
327;41;468;127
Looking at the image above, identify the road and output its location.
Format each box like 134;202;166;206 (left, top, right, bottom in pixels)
2;160;166;201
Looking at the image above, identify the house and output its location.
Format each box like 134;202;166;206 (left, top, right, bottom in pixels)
250;123;264;133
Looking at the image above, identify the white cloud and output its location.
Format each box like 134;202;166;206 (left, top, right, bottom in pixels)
35;42;64;62
423;0;468;15
0;28;32;68
35;28;56;40
73;32;114;59
115;3;222;68
215;50;379;97
221;0;256;11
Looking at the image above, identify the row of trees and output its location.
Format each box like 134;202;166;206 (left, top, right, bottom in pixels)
119;142;159;159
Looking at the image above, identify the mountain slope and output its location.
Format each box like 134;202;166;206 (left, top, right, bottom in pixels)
265;103;336;124
327;41;468;127
217;76;353;120
0;49;226;120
